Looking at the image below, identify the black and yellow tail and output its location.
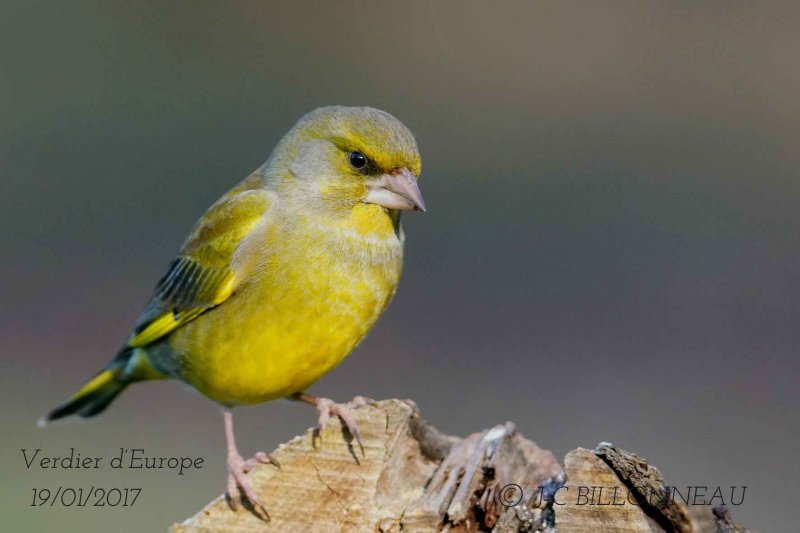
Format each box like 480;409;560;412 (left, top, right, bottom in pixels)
39;348;137;425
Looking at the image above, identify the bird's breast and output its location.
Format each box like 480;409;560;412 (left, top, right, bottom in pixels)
172;210;403;405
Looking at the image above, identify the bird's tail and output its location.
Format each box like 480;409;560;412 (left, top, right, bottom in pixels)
39;347;145;426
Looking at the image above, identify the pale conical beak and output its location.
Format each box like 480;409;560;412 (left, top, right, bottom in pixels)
364;168;426;212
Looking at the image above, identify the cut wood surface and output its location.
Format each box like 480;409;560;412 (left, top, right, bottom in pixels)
173;399;754;532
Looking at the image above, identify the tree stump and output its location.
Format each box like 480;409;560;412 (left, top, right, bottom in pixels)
172;399;753;532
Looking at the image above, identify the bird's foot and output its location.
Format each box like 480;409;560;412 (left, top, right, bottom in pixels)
226;451;269;520
245;451;281;470
313;395;374;455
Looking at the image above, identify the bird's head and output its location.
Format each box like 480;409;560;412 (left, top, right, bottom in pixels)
266;106;425;220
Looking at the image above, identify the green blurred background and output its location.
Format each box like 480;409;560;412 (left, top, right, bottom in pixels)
2;1;798;530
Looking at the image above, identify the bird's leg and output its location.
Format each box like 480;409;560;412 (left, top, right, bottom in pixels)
222;409;274;519
290;393;374;455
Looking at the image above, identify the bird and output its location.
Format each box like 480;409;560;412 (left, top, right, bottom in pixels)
40;106;426;517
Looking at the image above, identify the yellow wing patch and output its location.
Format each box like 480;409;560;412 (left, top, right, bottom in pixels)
128;308;205;348
125;182;272;349
126;256;235;348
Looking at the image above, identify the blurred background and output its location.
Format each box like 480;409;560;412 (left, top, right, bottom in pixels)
2;1;798;530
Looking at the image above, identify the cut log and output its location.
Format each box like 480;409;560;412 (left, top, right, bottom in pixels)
172;399;754;532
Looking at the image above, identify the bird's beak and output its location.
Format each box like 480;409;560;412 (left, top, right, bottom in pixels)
364;168;426;212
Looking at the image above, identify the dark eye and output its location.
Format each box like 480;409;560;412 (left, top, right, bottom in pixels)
349;151;368;170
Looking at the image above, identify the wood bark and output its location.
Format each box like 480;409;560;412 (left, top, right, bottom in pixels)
172;399;754;532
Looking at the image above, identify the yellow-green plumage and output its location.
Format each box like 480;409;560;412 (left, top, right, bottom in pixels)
168;197;404;405
43;106;423;421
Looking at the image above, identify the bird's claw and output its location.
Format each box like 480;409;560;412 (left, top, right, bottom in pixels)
226;452;270;520
315;396;374;456
246;451;280;470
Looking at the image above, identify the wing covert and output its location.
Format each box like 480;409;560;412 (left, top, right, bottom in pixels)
127;177;271;348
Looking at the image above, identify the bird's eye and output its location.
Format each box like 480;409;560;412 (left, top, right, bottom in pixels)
349;151;368;170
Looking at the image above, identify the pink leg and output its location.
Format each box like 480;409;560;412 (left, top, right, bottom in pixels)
223;409;275;519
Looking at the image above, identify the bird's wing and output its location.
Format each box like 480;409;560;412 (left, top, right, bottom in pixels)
127;175;272;348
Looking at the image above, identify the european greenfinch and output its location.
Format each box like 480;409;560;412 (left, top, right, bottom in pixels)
41;106;425;516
